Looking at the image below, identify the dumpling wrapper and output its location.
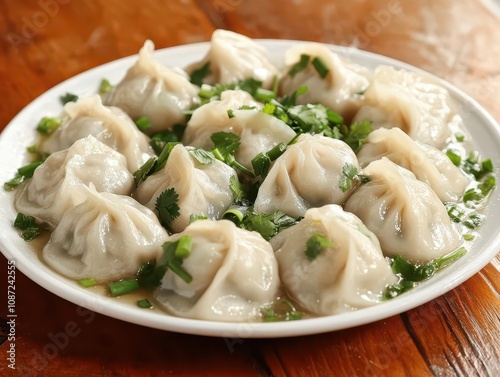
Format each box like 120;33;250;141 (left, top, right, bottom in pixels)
134;144;237;233
154;219;280;322
40;95;155;172
270;204;397;316
254;134;360;218
357;127;470;202
104;40;199;133
42;184;168;281
15;136;134;227
344;158;462;262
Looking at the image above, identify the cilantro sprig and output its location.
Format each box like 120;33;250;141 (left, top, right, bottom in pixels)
155;187;180;232
210;131;254;176
138;237;194;286
13;213;48;241
339;163;370;192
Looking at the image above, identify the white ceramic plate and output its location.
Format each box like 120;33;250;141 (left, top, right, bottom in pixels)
1;40;499;338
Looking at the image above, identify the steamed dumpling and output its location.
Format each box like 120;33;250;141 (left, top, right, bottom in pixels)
185;29;279;88
15;136;134;227
104;40;199;133
280;43;370;119
352;65;457;148
344;158;462;262
42;185;168;281
183;90;263;143
270;204;397;315
40;95;155;172
154;220;280;321
183;107;296;172
254;134;360;218
134;144;237;233
357;127;470;202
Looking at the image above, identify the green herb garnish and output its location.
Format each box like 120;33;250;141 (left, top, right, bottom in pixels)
190;61;211;86
288;54;310;78
135;116;152;132
155;187;180;231
78;278;97;288
13;213;47;241
311;56;329;78
305;232;332;261
98;79;113;95
36;117;62;135
4;160;43;191
60;92;79;105
109;279;139;296
261;298;302;322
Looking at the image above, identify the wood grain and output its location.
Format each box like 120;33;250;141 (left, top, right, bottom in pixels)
0;0;499;376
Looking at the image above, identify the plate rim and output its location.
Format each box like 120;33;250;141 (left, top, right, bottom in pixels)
1;39;499;338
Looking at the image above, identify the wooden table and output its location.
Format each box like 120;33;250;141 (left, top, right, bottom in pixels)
0;1;499;376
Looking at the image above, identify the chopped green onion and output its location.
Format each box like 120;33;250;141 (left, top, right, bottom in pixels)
36;117;62;135
189;214;208;223
4;161;43;191
311;56;329;78
98;79;113;95
175;235;193;259
446;149;462;166
137;299;153;309
223;208;246;225
109;279;139;296
78;278;97;288
455;132;465;142
227;109;235;118
288;54;310;77
463;234;475;241
135;116;152;132
261;298;302;322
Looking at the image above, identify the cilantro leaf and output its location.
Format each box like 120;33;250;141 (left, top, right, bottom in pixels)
210;132;254;176
60;92;79;105
150;126;184;155
155;188;180;231
341;120;372;153
190;61;211;86
305;232;332;261
237;208;299;240
229;175;244;202
14;213;48;241
188;148;214;165
339;163;369;192
383;247;467;300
